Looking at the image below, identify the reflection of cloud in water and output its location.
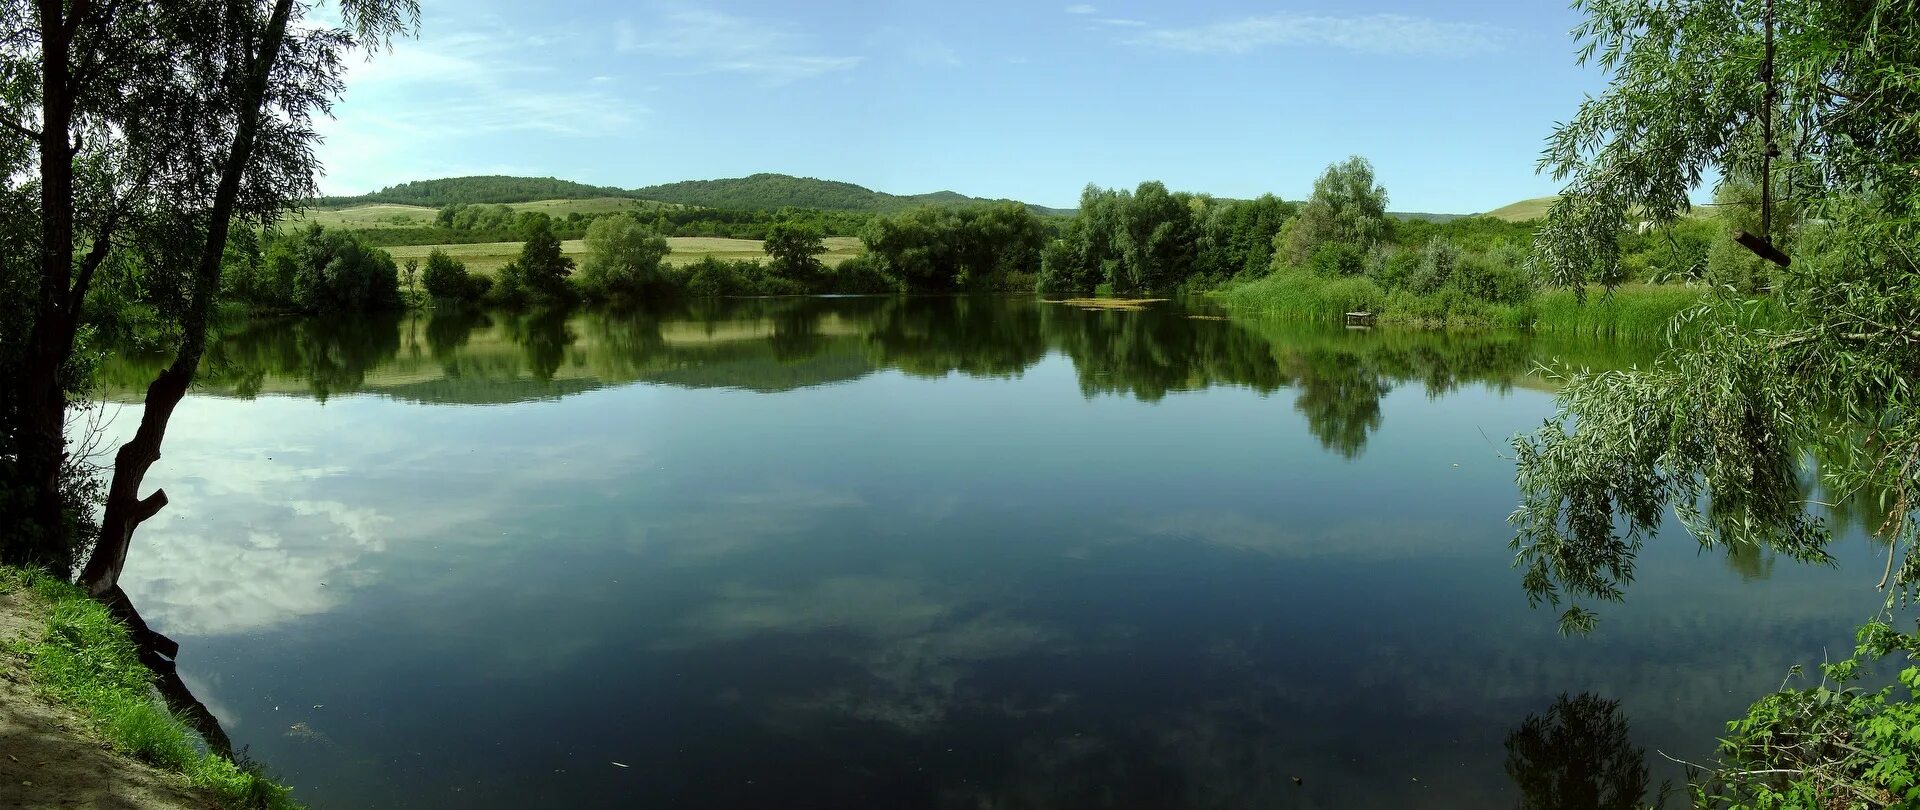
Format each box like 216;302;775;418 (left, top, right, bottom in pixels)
119;469;389;636
634;484;866;560
103;401;398;638
1131;510;1486;560
675;576;1057;733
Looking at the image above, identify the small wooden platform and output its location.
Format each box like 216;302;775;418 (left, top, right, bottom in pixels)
1345;311;1376;328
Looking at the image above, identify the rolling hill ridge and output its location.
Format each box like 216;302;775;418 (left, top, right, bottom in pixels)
315;173;1075;217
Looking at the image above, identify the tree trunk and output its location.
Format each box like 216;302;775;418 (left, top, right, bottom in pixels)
79;0;296;597
10;0;78;572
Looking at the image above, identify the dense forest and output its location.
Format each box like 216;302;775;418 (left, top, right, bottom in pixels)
312;175;639;207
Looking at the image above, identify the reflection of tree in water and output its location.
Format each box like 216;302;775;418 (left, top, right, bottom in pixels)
769;304;829;363
106;299;1642;455
502;307;576;382
1286;349;1389;459
1504;693;1650;810
1044;305;1288;402
424;305;491;366
201;312;403;401
867;296;1048;378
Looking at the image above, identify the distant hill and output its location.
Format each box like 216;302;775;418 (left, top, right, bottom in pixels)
1482;196;1559;222
1388;211;1463;223
312;173;1073;217
631;173;1073;216
314;176;640;208
1481;194;1723;223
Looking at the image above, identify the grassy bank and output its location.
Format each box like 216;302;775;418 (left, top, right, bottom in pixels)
1212;271;1716;336
0;567;299;810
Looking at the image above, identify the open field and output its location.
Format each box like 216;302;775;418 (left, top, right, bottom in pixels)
1481;196;1558;222
1482;194;1723;223
284;197;678;230
383;236;864;275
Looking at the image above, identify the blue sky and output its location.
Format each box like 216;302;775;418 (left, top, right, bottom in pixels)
316;0;1607;214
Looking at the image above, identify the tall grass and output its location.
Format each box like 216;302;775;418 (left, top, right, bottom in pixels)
0;567;301;810
1529;284;1710;338
1211;271;1386;322
1214;272;1727;338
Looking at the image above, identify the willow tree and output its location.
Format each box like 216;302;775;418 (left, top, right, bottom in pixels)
0;0;416;587
1513;0;1920;801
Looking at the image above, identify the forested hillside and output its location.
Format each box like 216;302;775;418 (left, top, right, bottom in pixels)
314;176;642;207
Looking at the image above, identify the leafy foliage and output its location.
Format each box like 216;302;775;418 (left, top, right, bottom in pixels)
421;248;489;301
493;220;576;305
1699;622;1920;808
1278;156;1390;266
762;221;828;286
228;225;402;313
862;202;1049;292
579;215;672;300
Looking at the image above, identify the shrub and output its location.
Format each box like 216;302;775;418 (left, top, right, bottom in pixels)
234;225;400;313
421;249;489;302
1307;242;1366;277
826;254;897;294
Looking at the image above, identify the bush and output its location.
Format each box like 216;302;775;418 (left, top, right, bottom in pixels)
1407;237;1461;295
680;257;803;297
232;225;400;313
826;254;897;294
421;249;489;302
1307;242;1366;277
579;215;671;300
1451;252;1534;305
1368;246;1418;290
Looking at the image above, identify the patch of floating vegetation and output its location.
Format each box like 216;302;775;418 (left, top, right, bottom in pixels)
1045;298;1172;312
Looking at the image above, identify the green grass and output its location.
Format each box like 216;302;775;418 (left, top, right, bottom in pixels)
1481;194;1725;223
284;196;678;230
383;236;864;276
1481;196;1559;222
0;567;301;810
1213;271;1723;336
1529;284;1713;338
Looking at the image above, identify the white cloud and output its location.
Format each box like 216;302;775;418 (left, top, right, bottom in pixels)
1065;4;1097;13
1095;18;1146;27
615;9;861;85
314;26;646;195
1128;12;1507;57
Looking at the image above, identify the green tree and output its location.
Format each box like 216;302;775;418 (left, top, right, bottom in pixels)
495;219;575;305
0;0;416;577
763;221;828;286
422;248;488;301
1511;1;1920;802
1277;156;1389;267
580;214;671;299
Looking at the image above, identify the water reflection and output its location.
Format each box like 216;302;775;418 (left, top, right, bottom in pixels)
98;297;1890;808
102;297;1652;459
1504;693;1653;810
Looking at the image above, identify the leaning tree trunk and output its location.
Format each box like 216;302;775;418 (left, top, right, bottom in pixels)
79;0;295;597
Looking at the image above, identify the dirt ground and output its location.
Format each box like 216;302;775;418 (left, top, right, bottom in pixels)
0;589;222;810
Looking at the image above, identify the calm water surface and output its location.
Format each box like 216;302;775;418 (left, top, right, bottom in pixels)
101;297;1889;808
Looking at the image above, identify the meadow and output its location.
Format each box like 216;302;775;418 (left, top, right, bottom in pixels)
384;236;865;275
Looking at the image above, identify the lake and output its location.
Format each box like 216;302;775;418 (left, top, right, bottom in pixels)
98;296;1890;808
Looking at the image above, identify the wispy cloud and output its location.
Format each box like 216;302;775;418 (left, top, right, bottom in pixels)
616;9;861;85
316;28;645;194
1065;4;1097;13
1128;12;1507;57
1095;18;1146;27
